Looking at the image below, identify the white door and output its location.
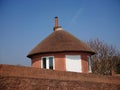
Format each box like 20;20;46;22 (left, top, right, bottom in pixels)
66;55;82;72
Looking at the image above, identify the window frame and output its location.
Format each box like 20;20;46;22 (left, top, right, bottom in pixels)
88;56;92;73
41;56;55;70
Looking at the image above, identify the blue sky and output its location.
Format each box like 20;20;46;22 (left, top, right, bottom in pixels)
0;0;120;66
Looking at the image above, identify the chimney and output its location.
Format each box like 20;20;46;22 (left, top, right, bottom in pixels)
53;16;62;31
55;16;58;28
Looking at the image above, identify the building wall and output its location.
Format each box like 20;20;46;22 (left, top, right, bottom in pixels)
32;57;41;68
30;52;91;73
81;53;89;73
0;64;120;90
54;53;66;71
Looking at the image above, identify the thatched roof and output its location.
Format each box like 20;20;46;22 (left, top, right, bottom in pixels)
27;29;95;58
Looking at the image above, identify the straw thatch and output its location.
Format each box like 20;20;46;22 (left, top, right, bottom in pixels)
27;30;95;58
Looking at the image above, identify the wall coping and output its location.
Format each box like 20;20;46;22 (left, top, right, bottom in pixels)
0;64;120;84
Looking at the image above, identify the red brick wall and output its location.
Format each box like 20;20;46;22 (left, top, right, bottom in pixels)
81;53;88;73
30;52;92;73
32;58;41;68
0;64;120;90
54;53;66;71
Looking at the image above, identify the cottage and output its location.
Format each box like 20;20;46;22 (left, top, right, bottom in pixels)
27;17;95;73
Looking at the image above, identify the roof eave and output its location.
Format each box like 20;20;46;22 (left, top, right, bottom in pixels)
27;50;96;58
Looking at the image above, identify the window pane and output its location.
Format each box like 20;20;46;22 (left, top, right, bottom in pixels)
88;56;92;72
43;58;46;69
49;57;53;69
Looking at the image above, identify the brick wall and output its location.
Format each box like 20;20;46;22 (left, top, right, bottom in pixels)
0;64;120;90
30;52;90;73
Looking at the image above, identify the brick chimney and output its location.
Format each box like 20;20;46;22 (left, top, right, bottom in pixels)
53;17;62;31
55;16;58;28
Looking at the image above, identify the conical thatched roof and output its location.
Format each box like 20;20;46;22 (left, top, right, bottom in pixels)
27;29;95;58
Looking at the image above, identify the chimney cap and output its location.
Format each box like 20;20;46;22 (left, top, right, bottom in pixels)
55;16;58;18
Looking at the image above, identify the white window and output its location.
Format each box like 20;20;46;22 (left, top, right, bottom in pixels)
41;56;54;70
66;55;82;72
88;56;92;73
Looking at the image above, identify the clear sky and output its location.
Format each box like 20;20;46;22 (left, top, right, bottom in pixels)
0;0;120;66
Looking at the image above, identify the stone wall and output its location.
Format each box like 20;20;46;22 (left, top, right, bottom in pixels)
0;64;120;90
